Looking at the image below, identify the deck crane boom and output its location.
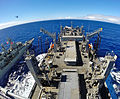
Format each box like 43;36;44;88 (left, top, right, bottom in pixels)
40;28;57;52
87;28;102;39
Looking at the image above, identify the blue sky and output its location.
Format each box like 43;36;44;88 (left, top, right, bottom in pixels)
0;0;120;23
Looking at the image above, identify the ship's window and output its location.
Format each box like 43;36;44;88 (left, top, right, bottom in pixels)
66;46;70;48
61;75;67;82
64;43;67;45
56;56;60;58
59;53;62;56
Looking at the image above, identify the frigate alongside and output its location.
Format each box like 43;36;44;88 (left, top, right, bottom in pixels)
0;38;34;83
0;25;117;99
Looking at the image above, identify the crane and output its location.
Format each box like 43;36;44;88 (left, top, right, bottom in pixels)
87;28;102;39
40;28;57;52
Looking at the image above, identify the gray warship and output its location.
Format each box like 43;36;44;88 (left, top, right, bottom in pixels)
0;38;34;83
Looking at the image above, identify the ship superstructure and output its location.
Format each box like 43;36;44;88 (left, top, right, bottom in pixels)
0;38;34;83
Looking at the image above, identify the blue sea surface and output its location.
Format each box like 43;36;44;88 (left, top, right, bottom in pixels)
0;19;120;98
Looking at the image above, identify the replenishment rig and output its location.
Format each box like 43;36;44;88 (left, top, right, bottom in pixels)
25;25;117;99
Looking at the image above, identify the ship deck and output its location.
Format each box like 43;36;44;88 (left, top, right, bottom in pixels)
40;41;92;99
30;41;92;99
48;41;93;75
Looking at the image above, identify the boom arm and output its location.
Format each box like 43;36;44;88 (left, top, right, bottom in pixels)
40;28;57;52
87;28;102;39
40;28;56;39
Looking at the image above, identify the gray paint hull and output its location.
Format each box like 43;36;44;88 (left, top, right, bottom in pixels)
0;39;34;83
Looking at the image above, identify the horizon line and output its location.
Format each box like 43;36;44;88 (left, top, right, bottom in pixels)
0;15;120;30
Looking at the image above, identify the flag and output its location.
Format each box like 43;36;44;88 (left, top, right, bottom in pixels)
6;41;9;44
11;42;13;44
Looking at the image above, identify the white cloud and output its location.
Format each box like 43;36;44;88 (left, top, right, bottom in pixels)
86;16;96;19
0;14;120;30
0;19;42;30
82;14;120;24
107;18;118;22
65;16;73;19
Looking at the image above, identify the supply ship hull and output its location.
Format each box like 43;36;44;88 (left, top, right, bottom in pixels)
24;25;117;99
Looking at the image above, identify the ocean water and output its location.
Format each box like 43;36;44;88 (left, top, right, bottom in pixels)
0;19;120;98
